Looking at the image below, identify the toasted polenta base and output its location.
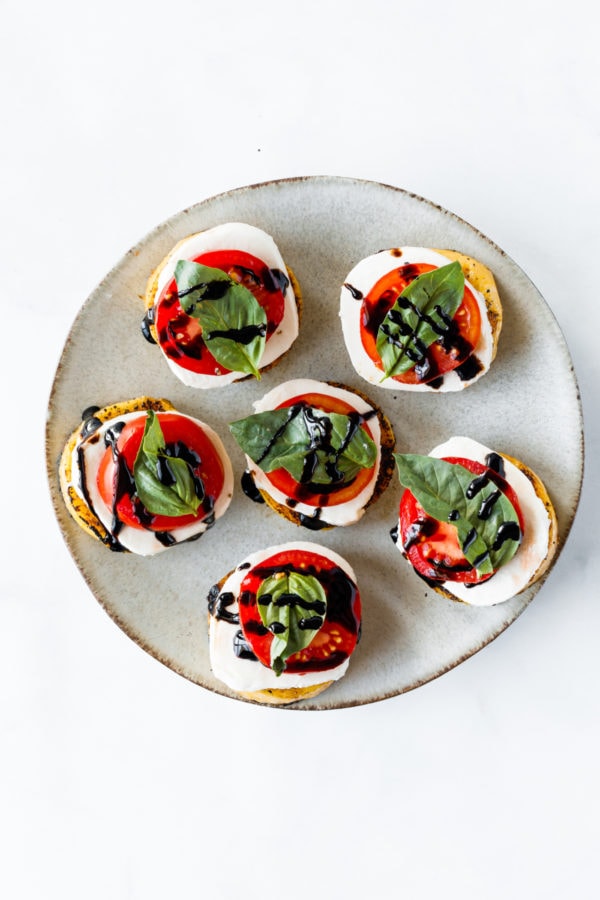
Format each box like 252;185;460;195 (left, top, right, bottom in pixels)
253;382;396;530
430;451;558;604
238;681;335;705
142;232;303;378
434;249;503;363
58;396;175;548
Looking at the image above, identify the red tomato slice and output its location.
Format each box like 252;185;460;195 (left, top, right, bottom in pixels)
238;547;361;674
154;249;286;375
96;412;225;531
360;262;481;384
264;391;377;508
399;456;524;584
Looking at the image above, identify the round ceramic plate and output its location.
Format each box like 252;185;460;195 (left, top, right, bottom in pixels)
46;176;583;710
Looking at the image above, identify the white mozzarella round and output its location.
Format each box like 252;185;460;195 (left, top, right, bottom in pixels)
154;222;299;388
245;378;383;527
339;247;494;392
68;410;234;555
208;541;357;693
395;436;552;606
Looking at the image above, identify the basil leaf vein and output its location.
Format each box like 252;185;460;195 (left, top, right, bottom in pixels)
133;410;202;517
229;406;377;487
394;453;522;575
256;572;327;675
174;259;267;379
376;261;464;379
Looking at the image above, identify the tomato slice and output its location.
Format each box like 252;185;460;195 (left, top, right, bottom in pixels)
238;547;361;674
263;391;377;508
154;249;287;375
399;456;524;584
96;412;225;531
360;262;481;384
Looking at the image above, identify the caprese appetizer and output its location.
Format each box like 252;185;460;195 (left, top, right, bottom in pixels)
58;397;234;555
142;222;301;388
208;541;362;704
392;436;558;605
340;247;502;391
229;378;395;529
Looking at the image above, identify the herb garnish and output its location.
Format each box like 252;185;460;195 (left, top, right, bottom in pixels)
230;405;377;487
133;410;203;517
174;259;268;379
256;571;327;675
376;261;464;379
395;453;522;575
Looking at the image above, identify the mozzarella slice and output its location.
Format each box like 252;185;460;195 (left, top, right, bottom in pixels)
208;541;357;693
68;411;234;555
154;222;299;388
245;378;383;527
395;436;552;606
339;247;494;392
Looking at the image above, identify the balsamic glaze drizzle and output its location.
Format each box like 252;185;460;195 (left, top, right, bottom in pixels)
233;630;257;661
343;282;363;300
141;308;157;344
485;452;505;478
241;470;265;504
298;509;329;531
205;323;266;344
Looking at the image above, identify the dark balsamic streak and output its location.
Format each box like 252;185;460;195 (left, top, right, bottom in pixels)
205;323;266;344
478;490;501;520
81;405;101;421
263;267;290;294
141;308;157;344
244;619;268;636
241;470;265;504
233;630;257;661
256;405;303;465
403;517;436;552
178;279;229;307
462;528;478;552
472;550;490;568
298;616;324;630
81;416;102;439
455;355;483;381
492;521;521;550
466;473;489;499
213;592;239;625
485;452;505;478
343;282;363;300
298;509;329;530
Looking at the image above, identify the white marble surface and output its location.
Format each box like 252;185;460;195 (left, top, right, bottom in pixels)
2;2;598;898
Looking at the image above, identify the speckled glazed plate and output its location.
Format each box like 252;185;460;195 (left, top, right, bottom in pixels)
46;176;583;709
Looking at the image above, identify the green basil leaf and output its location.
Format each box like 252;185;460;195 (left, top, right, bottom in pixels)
376;261;464;379
174;259;267;379
229;405;377;487
133;411;202;518
256;571;327;675
394;453;522;576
